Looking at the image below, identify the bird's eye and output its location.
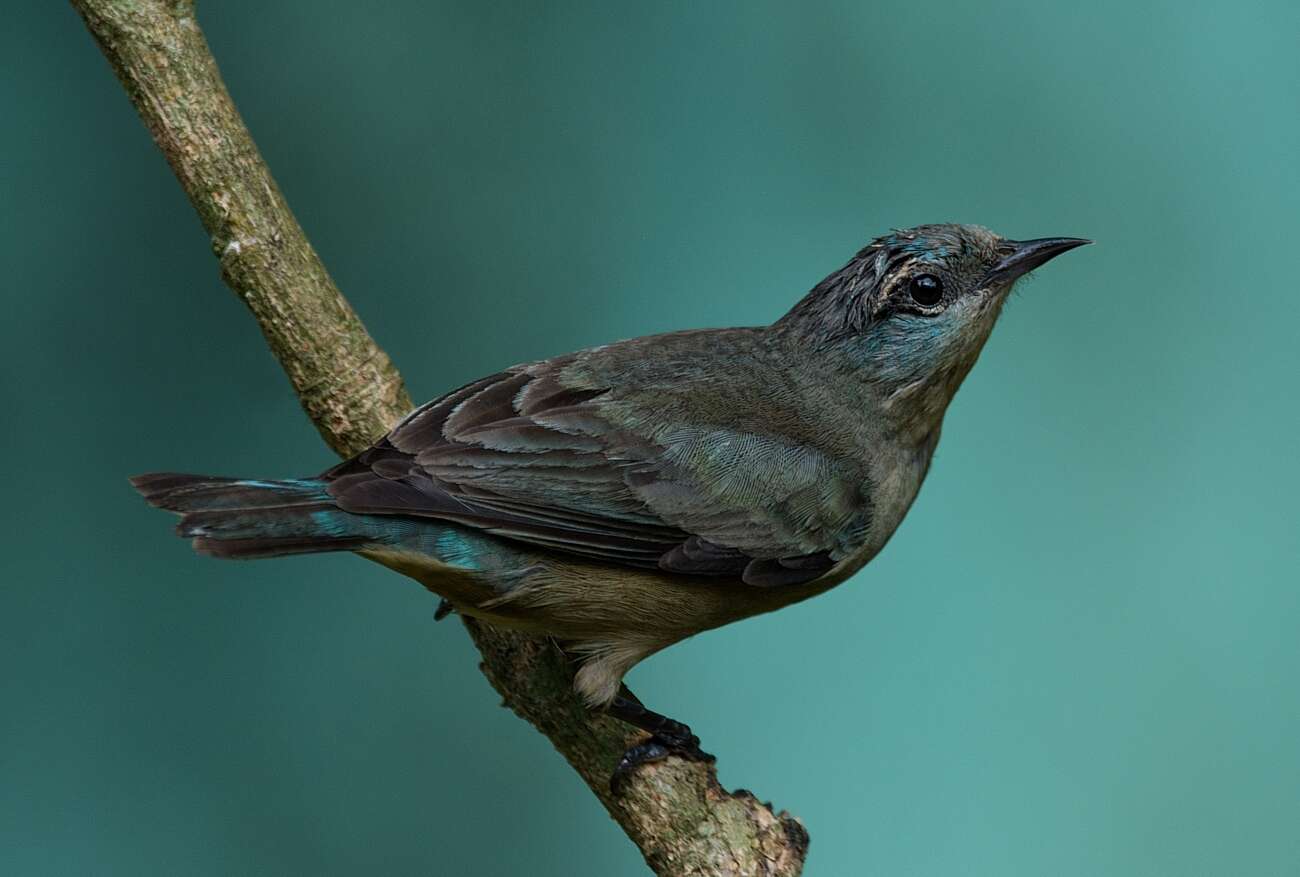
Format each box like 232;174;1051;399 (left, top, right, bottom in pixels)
908;274;943;307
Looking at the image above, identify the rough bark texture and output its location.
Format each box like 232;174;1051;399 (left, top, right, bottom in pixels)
71;2;808;874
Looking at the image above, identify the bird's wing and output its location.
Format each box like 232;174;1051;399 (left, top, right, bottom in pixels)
326;347;869;587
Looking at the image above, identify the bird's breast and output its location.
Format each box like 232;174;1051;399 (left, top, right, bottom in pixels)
826;434;938;584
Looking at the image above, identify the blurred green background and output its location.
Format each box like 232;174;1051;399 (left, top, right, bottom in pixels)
4;1;1298;874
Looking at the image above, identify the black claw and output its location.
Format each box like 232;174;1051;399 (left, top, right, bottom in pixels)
611;739;669;794
433;599;454;621
608;728;715;795
604;688;715;794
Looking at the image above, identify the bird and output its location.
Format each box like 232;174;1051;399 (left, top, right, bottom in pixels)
132;223;1088;785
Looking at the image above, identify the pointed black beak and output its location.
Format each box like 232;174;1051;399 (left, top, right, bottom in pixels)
983;237;1091;285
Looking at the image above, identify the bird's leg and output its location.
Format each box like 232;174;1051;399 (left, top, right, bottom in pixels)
433;598;455;621
606;684;714;792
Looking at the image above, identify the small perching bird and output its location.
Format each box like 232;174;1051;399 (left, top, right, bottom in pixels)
133;223;1088;784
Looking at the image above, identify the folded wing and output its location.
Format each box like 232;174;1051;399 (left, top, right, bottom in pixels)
326;354;869;587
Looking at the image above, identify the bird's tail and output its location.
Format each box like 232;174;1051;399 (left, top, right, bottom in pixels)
130;473;376;559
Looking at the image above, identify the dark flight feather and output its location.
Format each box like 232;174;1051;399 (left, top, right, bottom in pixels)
129;474;372;558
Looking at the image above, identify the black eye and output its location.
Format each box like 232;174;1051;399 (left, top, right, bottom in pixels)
908;274;943;307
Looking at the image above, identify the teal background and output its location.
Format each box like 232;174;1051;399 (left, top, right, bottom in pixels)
4;1;1298;874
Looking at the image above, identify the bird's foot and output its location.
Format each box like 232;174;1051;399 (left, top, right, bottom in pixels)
609;718;715;794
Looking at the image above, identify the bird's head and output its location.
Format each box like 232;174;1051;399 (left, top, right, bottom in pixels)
773;223;1089;433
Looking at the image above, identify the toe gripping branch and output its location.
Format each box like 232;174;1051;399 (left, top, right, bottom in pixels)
606;686;715;793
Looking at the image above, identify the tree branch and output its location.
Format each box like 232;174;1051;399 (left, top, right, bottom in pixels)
72;2;808;873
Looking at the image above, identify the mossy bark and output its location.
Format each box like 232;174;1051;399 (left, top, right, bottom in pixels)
71;2;808;873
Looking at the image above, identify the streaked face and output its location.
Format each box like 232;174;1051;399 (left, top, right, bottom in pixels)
830;225;1088;424
855;225;1015;386
777;223;1087;406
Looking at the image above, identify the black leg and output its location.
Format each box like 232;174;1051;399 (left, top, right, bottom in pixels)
433;598;454;621
606;684;714;793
